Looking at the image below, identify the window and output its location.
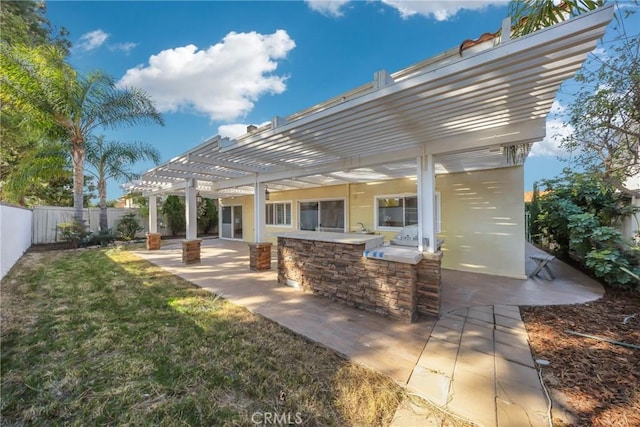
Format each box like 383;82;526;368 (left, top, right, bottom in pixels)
266;202;291;226
376;196;418;228
299;199;345;232
375;193;441;231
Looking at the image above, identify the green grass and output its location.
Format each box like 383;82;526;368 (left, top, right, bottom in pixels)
1;247;403;426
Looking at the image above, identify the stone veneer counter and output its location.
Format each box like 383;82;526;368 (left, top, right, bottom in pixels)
276;232;441;322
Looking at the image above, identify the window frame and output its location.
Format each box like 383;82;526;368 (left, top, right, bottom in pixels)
374;193;441;232
297;197;347;232
265;201;293;227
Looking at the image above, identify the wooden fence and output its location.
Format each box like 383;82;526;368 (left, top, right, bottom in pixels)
31;206;160;244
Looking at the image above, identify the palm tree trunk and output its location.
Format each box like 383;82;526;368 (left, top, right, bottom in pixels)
98;177;108;231
72;143;85;223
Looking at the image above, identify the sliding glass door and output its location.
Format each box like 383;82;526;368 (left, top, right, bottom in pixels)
221;205;243;239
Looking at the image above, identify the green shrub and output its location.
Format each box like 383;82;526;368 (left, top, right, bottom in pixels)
568;214;639;288
161;195;185;237
198;198;217;234
116;213;143;241
535;170;640;289
87;229;117;247
57;221;90;249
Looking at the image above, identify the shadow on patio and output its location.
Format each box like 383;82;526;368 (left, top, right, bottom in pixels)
132;238;604;388
441;243;605;313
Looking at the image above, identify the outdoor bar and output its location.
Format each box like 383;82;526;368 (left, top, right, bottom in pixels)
277;231;441;323
123;6;614;322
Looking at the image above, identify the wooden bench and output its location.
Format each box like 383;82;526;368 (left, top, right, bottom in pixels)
529;254;555;280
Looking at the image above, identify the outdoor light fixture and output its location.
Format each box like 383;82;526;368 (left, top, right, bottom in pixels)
265;186;270;201
196;192;203;204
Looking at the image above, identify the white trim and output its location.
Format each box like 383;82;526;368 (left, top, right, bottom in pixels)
435;192;442;234
373;193;418;231
185;180;198;240
148;195;158;234
265;200;293;227
219;203;244;241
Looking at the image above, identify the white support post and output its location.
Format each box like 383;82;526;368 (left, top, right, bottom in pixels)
254;178;266;243
417;155;437;253
185;179;197;240
148;195;158;233
501;17;511;44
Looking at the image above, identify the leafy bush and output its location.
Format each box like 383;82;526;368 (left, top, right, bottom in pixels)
198;198;218;234
86;229;117;247
116;213;143;241
161;195;185;237
535;170;640;289
567;213;639;288
57;221;90;249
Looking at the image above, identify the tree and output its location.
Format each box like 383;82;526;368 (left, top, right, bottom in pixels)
528;183;541;243
508;0;603;38
161;195;185;237
534;170;639;288
0;0;70;51
0;0;70;193
1;141;95;206
0;44;164;222
561;26;639;197
85;136;160;231
508;0;639;196
198;198;218;234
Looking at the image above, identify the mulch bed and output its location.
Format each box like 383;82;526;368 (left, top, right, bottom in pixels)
521;288;640;427
28;242;72;252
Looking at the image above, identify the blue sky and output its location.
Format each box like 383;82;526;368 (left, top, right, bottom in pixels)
43;0;624;200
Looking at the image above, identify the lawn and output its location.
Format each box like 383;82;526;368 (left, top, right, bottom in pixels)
1;247;402;426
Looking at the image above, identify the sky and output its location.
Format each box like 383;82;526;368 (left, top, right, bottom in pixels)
42;0;631;201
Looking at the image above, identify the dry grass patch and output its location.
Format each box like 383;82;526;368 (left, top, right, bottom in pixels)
1;248;402;426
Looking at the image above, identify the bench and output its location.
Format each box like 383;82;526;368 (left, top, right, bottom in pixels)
529;254;555;280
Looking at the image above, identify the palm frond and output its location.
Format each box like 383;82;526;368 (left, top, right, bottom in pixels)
509;0;603;38
3;141;70;197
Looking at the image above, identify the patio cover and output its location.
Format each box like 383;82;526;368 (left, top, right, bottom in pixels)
125;6;613;198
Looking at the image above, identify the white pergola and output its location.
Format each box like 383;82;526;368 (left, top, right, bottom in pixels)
125;6;613;252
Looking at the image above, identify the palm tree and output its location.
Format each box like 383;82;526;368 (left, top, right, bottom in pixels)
85;136;161;231
1;44;163;222
508;0;603;38
2;141;70;205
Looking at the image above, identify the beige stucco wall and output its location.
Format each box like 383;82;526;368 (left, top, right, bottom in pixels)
219;166;526;278
349;178;418;242
437;166;526;279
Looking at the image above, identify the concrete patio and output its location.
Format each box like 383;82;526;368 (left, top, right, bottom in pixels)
131;238;604;427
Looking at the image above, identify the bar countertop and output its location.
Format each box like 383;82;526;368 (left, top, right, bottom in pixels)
275;231;384;250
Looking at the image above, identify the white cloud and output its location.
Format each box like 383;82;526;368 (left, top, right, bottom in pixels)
109;42;138;53
305;0;350;17
76;30;109;51
381;0;509;21
549;99;565;115
530;118;574;157
307;0;508;20
117;30;296;121
218;121;271;139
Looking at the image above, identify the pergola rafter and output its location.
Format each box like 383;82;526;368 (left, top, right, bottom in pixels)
125;6;613;200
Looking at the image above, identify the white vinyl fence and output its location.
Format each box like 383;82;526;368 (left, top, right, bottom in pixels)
32;206;151;244
0;203;33;280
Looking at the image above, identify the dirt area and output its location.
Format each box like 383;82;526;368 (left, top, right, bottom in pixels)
521;289;640;427
28;242;72;252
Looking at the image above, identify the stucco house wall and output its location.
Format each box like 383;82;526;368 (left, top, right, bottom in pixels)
219;166;526;278
437;166;526;279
